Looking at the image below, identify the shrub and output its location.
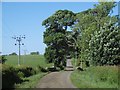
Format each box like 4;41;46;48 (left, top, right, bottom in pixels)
2;65;36;88
37;65;48;72
0;55;7;64
58;65;65;70
76;66;84;71
17;71;24;78
89;23;120;66
2;65;23;88
16;66;36;77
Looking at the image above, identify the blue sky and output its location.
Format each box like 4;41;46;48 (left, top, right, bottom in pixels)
2;2;118;55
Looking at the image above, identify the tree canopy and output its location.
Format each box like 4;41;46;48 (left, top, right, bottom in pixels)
43;10;77;67
75;1;119;66
42;1;119;67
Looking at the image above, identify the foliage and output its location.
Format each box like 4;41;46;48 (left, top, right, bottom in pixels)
30;51;39;55
2;64;38;88
66;30;81;59
15;72;47;88
89;23;120;65
42;2;119;67
37;65;48;72
74;1;118;66
43;10;76;67
2;65;47;88
2;65;23;88
9;52;17;56
0;55;7;64
15;65;36;77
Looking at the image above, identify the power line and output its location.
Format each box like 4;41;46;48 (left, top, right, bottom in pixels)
12;35;25;66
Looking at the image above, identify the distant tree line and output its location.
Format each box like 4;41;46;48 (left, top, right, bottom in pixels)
9;52;17;56
30;51;39;55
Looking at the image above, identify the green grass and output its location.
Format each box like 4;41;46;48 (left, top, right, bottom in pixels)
4;55;53;88
71;66;118;88
15;72;47;88
5;55;53;68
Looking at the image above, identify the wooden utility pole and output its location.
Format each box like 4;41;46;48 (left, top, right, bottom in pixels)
12;35;25;66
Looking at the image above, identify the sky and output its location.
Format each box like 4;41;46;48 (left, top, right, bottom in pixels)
1;2;118;55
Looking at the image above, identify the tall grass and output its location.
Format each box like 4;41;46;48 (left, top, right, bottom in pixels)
71;66;118;88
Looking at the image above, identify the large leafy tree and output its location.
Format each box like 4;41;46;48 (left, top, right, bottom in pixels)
74;1;118;66
42;10;76;67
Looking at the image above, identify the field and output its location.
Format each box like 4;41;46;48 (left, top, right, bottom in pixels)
5;55;53;68
70;66;119;88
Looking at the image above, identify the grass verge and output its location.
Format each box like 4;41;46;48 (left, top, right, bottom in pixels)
70;66;118;88
15;72;47;88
